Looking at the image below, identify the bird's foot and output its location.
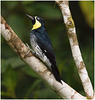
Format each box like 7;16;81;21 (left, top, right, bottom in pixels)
25;43;39;58
25;43;35;55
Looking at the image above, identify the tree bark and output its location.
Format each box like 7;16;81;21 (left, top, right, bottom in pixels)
55;0;94;99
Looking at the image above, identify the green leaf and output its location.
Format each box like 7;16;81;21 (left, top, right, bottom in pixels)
24;79;42;98
1;91;12;98
21;1;34;5
6;1;19;10
36;88;59;98
1;57;24;73
7;14;25;41
1;59;9;73
25;2;61;19
2;67;17;98
79;1;94;28
20;66;39;78
7;57;25;68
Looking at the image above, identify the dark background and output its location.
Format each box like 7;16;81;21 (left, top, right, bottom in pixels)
1;1;94;99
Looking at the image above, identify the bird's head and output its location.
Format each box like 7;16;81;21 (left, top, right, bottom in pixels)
26;14;45;30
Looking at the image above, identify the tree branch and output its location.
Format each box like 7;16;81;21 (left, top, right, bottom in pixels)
1;15;86;99
55;0;94;99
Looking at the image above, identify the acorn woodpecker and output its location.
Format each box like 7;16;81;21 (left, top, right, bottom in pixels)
26;14;62;84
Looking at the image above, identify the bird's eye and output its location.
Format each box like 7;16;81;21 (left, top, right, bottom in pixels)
37;17;40;20
35;16;44;23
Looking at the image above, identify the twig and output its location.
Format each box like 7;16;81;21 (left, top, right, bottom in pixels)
55;0;94;99
1;16;86;99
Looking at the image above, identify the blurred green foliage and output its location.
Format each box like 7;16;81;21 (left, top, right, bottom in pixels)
79;1;94;28
1;1;94;99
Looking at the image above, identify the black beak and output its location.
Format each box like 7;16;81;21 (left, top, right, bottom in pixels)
25;14;35;24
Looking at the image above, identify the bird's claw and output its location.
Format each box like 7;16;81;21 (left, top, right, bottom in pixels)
25;43;39;59
25;43;35;55
25;43;31;50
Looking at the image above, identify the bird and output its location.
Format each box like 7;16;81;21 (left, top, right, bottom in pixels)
26;14;62;84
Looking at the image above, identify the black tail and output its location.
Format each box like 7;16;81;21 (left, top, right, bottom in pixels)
51;64;62;84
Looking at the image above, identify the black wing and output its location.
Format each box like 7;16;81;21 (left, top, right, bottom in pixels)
36;31;56;63
35;30;62;83
35;30;60;75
